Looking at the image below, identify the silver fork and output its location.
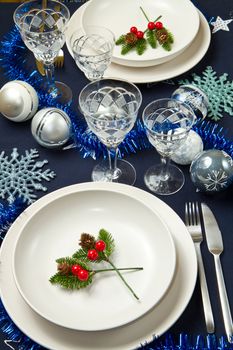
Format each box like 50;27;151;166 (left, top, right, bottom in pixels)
185;202;215;333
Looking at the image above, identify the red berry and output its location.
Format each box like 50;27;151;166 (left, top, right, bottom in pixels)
130;26;138;34
148;22;155;30
71;264;82;276
77;269;89;281
95;240;106;252
136;31;144;39
87;249;99;261
155;21;163;29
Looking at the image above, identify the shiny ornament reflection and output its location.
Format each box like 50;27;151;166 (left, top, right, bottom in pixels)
31;108;71;149
171;84;209;121
171;130;203;165
190;149;233;192
0;81;38;122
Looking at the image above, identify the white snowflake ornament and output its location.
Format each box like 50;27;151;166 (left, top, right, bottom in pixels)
190;149;233;192
0;148;56;203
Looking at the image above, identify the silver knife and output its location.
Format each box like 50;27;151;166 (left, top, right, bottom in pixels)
201;203;233;343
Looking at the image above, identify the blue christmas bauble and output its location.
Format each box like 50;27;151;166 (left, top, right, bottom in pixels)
190;150;233;192
171;84;209;121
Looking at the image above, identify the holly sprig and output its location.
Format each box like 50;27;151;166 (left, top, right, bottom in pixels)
115;7;174;55
50;229;143;300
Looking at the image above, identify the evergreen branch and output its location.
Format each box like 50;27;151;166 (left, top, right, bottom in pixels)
136;38;147;55
49;273;93;289
162;41;172;51
146;30;157;48
72;248;89;262
121;43;134;55
98;228;115;257
167;30;174;43
116;35;125;45
56;256;90;271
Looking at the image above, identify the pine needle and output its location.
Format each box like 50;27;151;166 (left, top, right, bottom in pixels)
136;38;147;55
49;273;92;290
162;41;172;51
121;43;134;55
146;30;157;48
116;35;125;45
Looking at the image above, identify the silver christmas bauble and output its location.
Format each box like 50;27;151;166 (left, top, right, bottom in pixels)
190;150;233;192
171;130;203;165
171;84;209;121
31;108;72;148
0;80;38;122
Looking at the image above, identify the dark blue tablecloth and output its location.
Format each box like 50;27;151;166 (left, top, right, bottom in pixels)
0;1;233;349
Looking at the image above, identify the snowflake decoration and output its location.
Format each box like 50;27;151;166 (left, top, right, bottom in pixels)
178;66;233;121
204;170;228;191
0;148;56;204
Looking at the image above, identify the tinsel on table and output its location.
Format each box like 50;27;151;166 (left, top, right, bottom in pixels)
1;27;233;160
0;198;27;241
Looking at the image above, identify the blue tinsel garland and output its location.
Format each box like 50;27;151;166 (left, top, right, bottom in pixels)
1;27;233;160
0;198;27;241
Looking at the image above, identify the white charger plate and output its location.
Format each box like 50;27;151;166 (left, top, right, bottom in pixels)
0;182;197;350
66;6;211;83
81;0;200;67
12;188;176;331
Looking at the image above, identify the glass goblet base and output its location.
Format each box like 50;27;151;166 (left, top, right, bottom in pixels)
91;159;136;185
144;163;185;195
49;81;73;104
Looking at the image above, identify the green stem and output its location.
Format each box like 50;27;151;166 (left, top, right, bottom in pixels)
105;257;140;300
139;7;162;33
93;267;143;273
140;6;150;22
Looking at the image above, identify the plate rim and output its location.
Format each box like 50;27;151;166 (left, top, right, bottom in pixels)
66;6;211;83
81;0;200;67
0;182;197;350
12;186;176;331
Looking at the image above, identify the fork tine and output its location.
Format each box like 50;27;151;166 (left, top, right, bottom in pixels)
188;202;193;226
195;202;201;225
191;202;196;225
185;202;189;226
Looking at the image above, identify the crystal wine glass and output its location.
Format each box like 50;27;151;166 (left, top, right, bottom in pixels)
13;0;72;103
69;26;115;81
142;98;196;195
79;79;142;184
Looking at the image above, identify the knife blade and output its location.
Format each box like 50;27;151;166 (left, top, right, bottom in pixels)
201;203;233;343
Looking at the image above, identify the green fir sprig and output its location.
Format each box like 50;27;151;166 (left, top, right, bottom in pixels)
49;229;143;300
115;7;174;55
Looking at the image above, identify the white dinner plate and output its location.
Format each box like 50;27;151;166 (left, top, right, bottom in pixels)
12;188;176;331
81;0;200;67
66;6;211;83
0;183;197;350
